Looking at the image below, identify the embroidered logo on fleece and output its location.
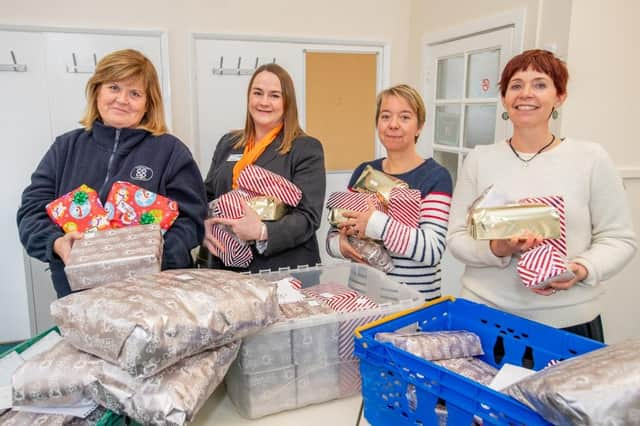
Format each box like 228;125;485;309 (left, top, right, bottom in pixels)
130;165;153;182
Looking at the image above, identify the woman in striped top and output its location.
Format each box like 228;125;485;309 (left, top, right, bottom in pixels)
326;84;452;300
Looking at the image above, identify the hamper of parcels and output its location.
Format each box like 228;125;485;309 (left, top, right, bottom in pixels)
354;297;605;425
224;262;423;419
0;327;126;426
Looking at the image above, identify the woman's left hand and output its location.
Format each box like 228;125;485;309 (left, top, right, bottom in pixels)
210;199;263;242
340;201;376;240
532;262;589;296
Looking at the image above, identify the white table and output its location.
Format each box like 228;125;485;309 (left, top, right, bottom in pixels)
191;387;371;426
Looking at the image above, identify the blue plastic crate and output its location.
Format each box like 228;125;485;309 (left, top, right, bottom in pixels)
354;297;605;425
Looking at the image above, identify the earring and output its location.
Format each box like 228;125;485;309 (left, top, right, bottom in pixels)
551;108;559;120
501;111;509;120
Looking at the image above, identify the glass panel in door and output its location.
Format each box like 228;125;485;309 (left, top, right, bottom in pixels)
463;104;496;148
434;104;461;147
466;48;500;98
436;56;464;99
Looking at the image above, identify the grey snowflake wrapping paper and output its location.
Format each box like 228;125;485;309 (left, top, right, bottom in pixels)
375;330;484;361
506;337;640;426
64;224;163;291
11;339;240;426
51;269;279;378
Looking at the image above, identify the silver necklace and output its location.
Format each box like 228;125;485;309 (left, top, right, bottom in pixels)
508;134;555;167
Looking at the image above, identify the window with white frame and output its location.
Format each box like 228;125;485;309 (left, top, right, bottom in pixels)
423;27;514;186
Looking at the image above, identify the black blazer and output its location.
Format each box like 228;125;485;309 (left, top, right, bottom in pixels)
203;131;326;272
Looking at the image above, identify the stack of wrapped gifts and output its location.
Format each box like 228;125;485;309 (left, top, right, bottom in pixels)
326;165;421;273
4;269;280;425
224;263;423;419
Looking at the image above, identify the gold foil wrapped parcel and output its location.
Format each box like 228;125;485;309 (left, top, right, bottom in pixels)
352;165;408;204
247;196;287;221
469;204;561;240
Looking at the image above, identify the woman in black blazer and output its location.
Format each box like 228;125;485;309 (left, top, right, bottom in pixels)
202;63;326;272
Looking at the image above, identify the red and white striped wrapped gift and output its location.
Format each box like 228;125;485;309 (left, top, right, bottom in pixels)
517;244;569;288
326;191;384;212
517;195;568;288
339;360;362;397
237;164;302;207
209;223;253;268
338;313;384;360
328;294;378;313
388;187;421;228
520;195;566;256
210;190;257;219
302;282;359;310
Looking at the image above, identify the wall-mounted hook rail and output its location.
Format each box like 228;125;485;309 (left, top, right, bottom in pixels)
0;50;27;72
66;52;96;74
211;55;276;76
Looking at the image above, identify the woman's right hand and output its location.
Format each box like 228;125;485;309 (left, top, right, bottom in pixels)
203;217;225;257
53;232;83;264
490;231;544;257
338;227;366;263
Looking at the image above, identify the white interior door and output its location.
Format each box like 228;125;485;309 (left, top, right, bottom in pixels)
0;31;51;341
421;27;514;297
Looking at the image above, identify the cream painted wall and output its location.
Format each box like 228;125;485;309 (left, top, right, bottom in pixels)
407;0;541;88
0;0;412;158
562;0;640;344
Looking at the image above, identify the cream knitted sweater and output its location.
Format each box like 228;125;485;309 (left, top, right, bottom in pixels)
446;138;637;328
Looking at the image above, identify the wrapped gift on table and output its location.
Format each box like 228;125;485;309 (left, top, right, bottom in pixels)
46;184;111;233
51;269;279;378
434;357;498;385
64;224;163;291
506;337;640;426
105;181;179;231
12;339;240;426
375;330;484;361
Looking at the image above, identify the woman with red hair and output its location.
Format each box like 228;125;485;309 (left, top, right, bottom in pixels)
446;49;636;342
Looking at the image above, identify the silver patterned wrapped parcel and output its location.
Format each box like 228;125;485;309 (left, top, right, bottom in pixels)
434;357;498;385
375;330;484;361
64;224;163;291
468;204;561;240
89;342;240;426
505;337;640;426
0;411;74;426
51;269;279;378
12;339;98;407
352;165;409;205
11;340;240;426
347;237;394;273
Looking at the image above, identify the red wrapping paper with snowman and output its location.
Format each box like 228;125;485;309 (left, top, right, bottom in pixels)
46;184;111;233
104;181;179;231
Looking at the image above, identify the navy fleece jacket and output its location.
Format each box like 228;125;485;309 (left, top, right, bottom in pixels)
17;121;207;297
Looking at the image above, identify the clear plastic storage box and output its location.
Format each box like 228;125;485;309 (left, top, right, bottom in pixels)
224;262;423;419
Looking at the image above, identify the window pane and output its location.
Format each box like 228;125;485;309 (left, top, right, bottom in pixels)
433;150;459;187
466;49;500;98
463;104;496;148
435;104;461;147
436;56;464;99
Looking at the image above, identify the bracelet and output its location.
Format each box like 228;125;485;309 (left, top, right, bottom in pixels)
259;222;267;241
